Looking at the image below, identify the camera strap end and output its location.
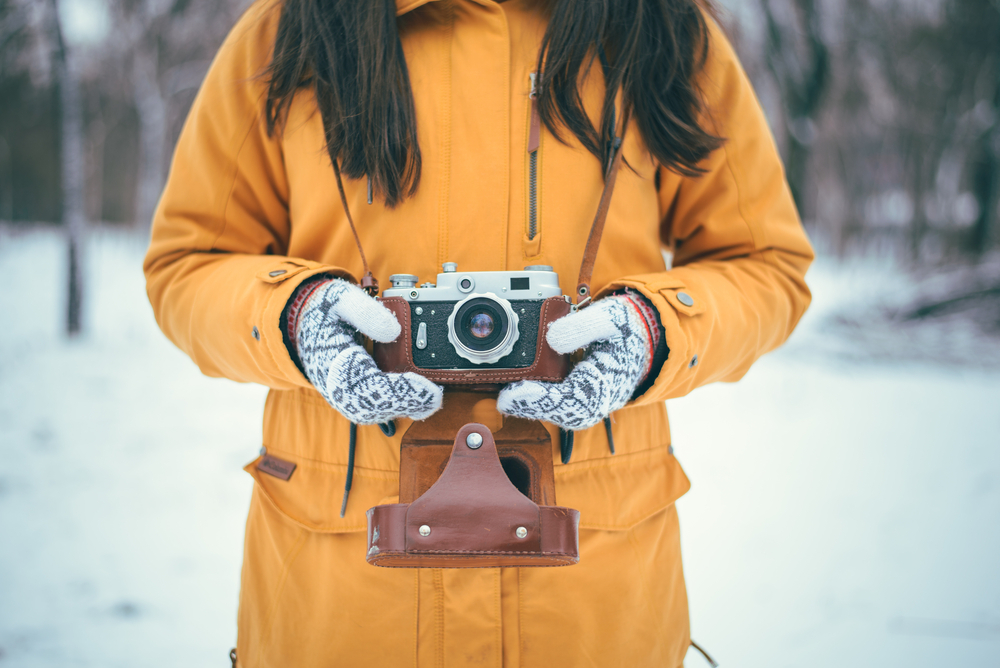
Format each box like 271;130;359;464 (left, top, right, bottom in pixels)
360;273;379;297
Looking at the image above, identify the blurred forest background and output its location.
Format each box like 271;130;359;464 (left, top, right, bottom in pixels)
2;2;999;664
1;0;999;334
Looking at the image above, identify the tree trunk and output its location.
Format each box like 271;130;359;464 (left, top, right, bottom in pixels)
763;0;829;222
969;127;998;255
0;136;12;221
49;0;87;336
973;60;1000;255
132;42;167;229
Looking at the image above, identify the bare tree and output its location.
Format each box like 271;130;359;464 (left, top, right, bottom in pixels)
106;0;248;228
46;0;86;335
968;7;1000;255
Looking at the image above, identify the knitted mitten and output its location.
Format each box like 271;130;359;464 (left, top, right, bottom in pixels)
496;295;655;431
293;279;443;425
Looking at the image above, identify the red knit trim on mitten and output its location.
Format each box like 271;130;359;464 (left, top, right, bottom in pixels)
622;295;656;380
285;279;334;354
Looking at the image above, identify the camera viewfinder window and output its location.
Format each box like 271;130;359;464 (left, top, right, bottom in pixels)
510;278;530;291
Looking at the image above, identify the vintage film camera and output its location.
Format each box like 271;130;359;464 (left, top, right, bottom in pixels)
368;264;580;567
372;262;572;385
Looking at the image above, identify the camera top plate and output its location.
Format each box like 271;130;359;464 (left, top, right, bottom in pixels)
383;263;563;302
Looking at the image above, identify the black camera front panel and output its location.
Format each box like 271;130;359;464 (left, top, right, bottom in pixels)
409;300;542;370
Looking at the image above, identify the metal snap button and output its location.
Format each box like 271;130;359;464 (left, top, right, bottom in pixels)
466;432;483;449
418;525;431;537
268;269;287;277
515;527;528;539
677;292;694;307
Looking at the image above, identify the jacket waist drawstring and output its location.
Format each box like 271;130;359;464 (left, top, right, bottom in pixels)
340;422;358;517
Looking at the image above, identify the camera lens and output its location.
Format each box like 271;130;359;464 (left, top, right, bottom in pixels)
455;298;507;352
469;313;494;339
446;293;521;364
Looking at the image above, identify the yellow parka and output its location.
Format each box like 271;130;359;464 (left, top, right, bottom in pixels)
144;0;813;665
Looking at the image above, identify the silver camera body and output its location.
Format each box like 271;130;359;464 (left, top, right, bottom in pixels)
383;263;566;368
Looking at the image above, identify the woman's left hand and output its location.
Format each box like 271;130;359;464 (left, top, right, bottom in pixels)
497;296;654;431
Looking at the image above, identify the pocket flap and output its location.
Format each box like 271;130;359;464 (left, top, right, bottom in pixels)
555;445;690;531
245;450;399;533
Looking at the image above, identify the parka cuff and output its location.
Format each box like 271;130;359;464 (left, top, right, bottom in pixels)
253;258;357;388
593;273;704;406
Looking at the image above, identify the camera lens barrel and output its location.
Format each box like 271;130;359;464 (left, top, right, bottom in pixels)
446;293;521;364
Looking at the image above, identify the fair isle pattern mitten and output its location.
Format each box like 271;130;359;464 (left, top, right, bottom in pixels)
295;279;443;425
496;295;653;431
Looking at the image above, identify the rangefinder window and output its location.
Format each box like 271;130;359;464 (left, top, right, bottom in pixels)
509;277;530;291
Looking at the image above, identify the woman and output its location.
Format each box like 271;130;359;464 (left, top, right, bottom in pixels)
144;0;813;665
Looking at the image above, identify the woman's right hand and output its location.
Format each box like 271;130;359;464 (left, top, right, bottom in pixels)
295;279;443;425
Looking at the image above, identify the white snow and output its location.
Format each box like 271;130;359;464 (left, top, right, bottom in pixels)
0;228;997;666
0;228;263;666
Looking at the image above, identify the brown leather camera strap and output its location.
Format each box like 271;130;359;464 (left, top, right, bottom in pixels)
575;105;632;305
332;106;630;303
332;161;379;296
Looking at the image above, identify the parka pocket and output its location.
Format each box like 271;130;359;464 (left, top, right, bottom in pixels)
555;444;690;531
245;448;399;533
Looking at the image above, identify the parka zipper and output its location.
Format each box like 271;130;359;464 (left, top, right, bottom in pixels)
527;72;541;242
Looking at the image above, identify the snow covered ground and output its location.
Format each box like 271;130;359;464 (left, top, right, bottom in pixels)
0;228;997;667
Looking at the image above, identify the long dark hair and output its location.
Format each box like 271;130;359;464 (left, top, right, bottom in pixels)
265;0;723;208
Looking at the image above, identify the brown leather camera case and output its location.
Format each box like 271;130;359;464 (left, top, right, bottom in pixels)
365;418;580;569
372;295;571;385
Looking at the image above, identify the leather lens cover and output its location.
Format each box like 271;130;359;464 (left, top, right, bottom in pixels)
366;423;580;568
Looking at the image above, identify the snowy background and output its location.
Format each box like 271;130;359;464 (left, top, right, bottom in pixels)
0;226;997;667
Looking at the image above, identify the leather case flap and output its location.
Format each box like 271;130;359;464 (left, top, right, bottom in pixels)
366;423;580;568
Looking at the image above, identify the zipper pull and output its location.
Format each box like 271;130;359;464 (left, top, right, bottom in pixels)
528;72;541;153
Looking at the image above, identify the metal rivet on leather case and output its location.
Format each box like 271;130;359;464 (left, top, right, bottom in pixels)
466;432;483;449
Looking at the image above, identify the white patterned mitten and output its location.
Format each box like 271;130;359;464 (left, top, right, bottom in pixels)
294;279;443;424
496;295;655;431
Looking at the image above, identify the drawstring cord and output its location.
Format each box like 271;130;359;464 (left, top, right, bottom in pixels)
603;416;615;455
690;640;719;667
559;428;574;464
341;421;395;517
340;422;357;517
561;417;617;464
